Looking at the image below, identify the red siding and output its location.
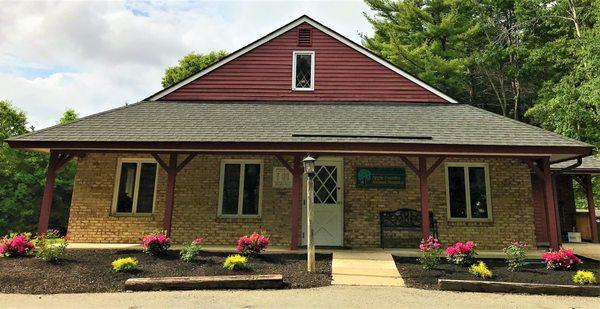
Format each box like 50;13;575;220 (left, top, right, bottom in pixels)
162;23;448;102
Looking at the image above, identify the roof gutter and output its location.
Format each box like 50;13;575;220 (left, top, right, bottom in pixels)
552;156;583;175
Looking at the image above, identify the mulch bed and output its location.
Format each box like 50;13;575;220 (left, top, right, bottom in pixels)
394;256;600;290
0;249;332;294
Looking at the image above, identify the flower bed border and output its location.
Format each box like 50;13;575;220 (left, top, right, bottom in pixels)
438;279;600;297
124;274;284;291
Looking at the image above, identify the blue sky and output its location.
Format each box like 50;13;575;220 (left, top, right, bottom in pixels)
0;0;374;129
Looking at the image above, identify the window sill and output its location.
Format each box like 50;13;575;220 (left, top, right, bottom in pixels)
292;88;314;91
446;218;493;226
111;213;154;218
216;216;261;223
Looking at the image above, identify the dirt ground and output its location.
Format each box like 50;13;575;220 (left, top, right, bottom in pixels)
0;249;332;294
394;256;600;289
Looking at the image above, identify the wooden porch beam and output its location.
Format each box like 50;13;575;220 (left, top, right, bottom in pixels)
290;154;303;250
425;156;445;177
275;154;295;175
176;154;196;174
584;175;599;243
38;151;75;234
418;156;431;238
542;158;560;250
399;156;419;175
163;154;178;236
151;153;170;172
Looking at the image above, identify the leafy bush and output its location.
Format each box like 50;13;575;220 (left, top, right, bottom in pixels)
502;241;528;271
541;248;580;270
141;231;171;256
572;270;597;285
235;232;270;256
223;254;248;271
180;236;204;262
469;261;493;279
34;235;68;262
112;257;138;272
445;241;477;266
0;234;35;257
418;236;442;270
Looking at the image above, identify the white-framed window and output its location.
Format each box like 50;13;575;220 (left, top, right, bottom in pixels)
218;159;263;217
445;163;492;221
112;158;158;215
292;51;315;91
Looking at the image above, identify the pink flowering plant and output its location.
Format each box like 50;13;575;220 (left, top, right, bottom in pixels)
541;248;581;270
0;234;35;257
502;241;529;271
418;236;442;270
180;236;204;262
141;231;171;256
445;241;477;266
235;232;270;256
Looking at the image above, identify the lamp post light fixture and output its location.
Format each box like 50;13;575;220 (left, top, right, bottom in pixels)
303;155;316;272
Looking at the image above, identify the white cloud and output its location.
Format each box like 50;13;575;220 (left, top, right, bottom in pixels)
0;0;373;129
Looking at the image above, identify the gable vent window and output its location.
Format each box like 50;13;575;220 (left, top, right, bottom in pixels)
298;28;312;46
292;51;315;91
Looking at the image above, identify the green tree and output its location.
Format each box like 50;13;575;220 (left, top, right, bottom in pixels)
58;108;78;124
161;51;228;88
0;102;78;235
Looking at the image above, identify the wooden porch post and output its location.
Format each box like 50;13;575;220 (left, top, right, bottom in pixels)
585;175;599;243
290;155;303;250
400;156;444;240
542;158;560;250
38;151;75;234
418;157;431;237
163;154;178;236
152;153;196;237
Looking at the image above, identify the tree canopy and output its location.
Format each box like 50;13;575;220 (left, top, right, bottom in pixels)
161;51;229;88
0;101;78;235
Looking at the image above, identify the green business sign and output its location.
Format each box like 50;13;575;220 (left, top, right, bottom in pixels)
356;167;406;189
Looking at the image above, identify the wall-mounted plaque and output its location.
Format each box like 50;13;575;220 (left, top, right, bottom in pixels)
356;167;406;189
272;167;293;188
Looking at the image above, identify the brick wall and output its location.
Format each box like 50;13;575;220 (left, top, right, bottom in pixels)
67;154;536;249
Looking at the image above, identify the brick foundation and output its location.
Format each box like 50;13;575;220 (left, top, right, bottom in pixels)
67;154;536;249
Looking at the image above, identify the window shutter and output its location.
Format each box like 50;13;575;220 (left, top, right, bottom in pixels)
298;28;312;46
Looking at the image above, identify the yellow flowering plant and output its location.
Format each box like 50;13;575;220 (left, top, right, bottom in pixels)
572;270;597;285
469;261;493;279
112;257;138;272
223;254;248;271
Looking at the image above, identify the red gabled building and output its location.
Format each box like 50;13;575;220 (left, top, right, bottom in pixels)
7;16;598;250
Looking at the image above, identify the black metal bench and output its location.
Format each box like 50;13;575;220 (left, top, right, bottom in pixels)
379;208;438;248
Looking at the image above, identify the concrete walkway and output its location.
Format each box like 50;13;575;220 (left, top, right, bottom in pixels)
331;250;404;286
564;243;600;261
4;286;600;309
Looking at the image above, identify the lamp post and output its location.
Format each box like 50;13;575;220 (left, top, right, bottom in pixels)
303;155;316;272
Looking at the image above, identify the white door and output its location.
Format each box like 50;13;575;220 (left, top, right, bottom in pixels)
302;158;344;246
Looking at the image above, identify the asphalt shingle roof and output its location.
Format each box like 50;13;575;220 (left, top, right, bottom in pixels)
7;101;592;148
552;156;600;173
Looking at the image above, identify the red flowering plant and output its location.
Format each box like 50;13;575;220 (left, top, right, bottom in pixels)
541;248;581;270
418;236;442;270
141;231;171;256
235;232;270;256
445;241;477;266
0;234;35;257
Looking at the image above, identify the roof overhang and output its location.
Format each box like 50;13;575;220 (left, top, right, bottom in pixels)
7;140;592;162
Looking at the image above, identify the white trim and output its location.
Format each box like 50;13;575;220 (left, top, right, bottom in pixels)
444;162;493;222
148;16;457;103
112;158;159;215
217;159;264;218
292;51;315;91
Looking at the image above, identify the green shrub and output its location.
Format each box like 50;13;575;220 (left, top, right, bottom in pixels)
572;270;597;285
112;257;138;272
180;237;204;262
35;237;68;262
223;254;248;271
502;241;528;271
469;261;493;279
